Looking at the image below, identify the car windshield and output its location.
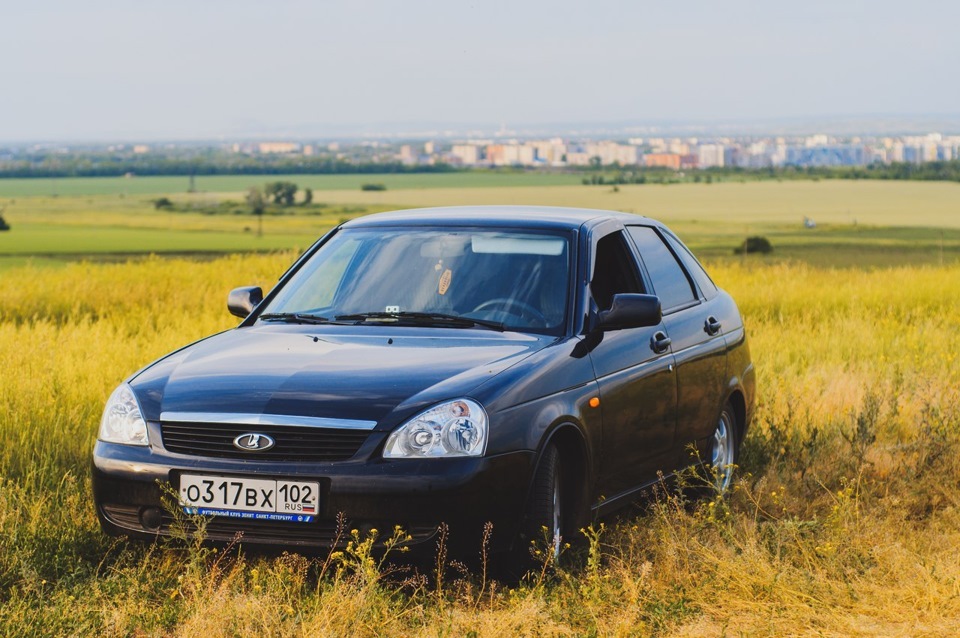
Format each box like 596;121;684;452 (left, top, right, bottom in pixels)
262;227;572;334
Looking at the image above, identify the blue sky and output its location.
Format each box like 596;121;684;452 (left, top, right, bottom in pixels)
2;0;958;141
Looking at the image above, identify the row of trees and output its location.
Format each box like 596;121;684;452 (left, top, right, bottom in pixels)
576;160;960;186
152;181;315;212
0;156;456;179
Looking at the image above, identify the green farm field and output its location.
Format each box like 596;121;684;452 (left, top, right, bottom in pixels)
1;175;960;635
1;178;959;269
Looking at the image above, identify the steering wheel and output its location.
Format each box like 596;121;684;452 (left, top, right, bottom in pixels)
470;297;549;327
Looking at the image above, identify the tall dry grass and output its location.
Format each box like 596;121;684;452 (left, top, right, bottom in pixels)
1;255;958;636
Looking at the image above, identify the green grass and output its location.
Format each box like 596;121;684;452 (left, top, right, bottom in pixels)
0;195;384;265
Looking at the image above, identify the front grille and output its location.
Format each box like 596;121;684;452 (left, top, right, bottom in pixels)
160;421;368;462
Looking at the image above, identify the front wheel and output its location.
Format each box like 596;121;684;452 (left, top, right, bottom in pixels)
527;443;563;563
710;402;738;493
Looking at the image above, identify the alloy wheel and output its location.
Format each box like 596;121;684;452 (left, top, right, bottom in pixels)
711;409;735;493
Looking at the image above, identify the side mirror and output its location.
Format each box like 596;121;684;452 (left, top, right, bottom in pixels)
598;294;661;331
228;286;263;318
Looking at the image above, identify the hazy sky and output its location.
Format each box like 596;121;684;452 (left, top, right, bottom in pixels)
2;0;958;141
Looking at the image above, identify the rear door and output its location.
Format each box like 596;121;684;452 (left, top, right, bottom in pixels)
625;226;728;467
587;227;678;497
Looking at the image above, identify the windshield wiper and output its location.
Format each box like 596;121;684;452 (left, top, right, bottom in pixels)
258;312;332;325
335;311;504;331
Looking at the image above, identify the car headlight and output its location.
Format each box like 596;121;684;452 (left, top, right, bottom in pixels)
383;399;487;458
98;383;149;446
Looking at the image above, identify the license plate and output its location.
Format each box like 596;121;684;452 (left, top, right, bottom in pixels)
179;474;320;523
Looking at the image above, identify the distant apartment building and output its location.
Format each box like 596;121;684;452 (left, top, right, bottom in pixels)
485;144;507;165
647;138;667;153
133;145;150;154
501;144;534;165
888;141;905;163
643;153;682;170
902;146;922;164
785;145;867;167
697;144;725;168
450;144;481;165
258;142;301;154
600;142;640;166
667;140;690;156
529;139;567;165
480;143;536;166
565;152;593;166
771;142;787;166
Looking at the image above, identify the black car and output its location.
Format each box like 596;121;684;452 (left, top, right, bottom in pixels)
93;206;754;558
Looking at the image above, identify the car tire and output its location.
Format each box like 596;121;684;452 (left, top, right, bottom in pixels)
526;443;564;563
710;401;739;493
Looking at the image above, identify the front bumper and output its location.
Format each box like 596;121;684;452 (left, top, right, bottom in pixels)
92;438;535;554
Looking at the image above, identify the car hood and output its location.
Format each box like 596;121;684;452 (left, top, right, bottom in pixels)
131;324;551;427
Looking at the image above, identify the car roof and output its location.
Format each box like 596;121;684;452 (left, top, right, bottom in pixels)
341;205;662;231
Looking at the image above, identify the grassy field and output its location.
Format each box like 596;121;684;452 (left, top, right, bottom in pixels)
1;176;959;635
0;254;958;636
2;179;959;270
306;179;960;229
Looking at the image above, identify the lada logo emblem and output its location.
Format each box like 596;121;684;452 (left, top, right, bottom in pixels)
233;433;276;452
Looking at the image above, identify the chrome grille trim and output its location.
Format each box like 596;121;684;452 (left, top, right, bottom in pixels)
159;412;377;430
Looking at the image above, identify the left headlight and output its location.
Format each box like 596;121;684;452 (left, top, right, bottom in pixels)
383;399;488;458
98;383;149;446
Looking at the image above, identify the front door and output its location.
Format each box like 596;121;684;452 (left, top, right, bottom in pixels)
588;229;678;498
626;226;728;468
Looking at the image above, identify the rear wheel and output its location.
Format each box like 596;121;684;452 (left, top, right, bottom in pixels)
710;402;738;493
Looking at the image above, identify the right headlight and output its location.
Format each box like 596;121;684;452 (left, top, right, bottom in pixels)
383;399;488;458
98;383;149;446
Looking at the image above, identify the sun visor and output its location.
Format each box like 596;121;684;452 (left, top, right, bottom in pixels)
470;236;566;256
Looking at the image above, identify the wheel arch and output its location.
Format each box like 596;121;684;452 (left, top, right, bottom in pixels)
726;388;747;446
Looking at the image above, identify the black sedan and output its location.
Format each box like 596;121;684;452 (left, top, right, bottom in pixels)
93;206;754;558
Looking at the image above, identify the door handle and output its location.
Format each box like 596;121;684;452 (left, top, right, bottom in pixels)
651;331;672;354
704;316;722;336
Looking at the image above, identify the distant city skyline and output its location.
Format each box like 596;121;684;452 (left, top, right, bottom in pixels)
7;131;956;175
2;0;959;142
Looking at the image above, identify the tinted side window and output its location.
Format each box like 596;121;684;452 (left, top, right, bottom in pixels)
626;226;696;311
662;232;718;299
591;231;643;311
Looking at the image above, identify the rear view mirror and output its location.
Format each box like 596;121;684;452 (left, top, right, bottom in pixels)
228;286;263;318
599;294;661;330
